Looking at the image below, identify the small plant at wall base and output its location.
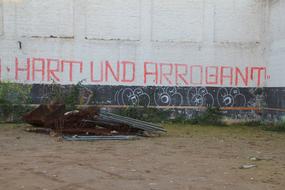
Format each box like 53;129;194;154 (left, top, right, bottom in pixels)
41;80;90;110
170;107;224;126
40;80;66;104
261;117;285;132
0;81;32;122
118;107;172;123
64;83;81;110
118;106;224;125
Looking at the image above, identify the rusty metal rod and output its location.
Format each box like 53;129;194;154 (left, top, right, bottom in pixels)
99;114;166;133
63;135;139;141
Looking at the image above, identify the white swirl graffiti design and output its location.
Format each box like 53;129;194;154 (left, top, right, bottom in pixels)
115;88;150;107
187;87;214;107
154;87;183;106
217;88;246;107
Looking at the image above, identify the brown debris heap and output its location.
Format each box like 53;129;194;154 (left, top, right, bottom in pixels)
23;104;142;136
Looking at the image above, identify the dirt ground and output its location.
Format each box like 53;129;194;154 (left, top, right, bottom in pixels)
0;124;285;190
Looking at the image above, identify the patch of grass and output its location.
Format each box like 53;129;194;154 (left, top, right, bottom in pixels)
234;119;285;132
236;120;263;127
163;123;285;139
118;107;224;125
262;120;285;132
0;82;32;122
190;107;224;126
164;123;243;137
0;123;28;128
118;107;171;123
170;107;224;126
43;81;80;109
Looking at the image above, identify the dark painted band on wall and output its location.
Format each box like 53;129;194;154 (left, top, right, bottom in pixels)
264;88;285;110
1;84;275;120
31;84;264;108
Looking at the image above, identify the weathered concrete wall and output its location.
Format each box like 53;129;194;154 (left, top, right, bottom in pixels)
0;0;281;117
268;0;285;87
265;0;285;114
0;0;268;86
0;1;3;36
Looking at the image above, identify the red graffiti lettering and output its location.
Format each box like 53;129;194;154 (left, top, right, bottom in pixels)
105;61;120;82
220;66;233;86
251;67;266;87
47;59;60;82
144;62;158;84
235;67;249;86
121;61;135;83
206;66;218;85
160;63;173;85
90;61;104;83
175;64;189;85
15;57;30;81
32;58;45;81
0;56;270;87
190;65;203;85
61;60;83;82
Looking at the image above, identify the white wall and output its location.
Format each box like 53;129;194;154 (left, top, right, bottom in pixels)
0;0;3;36
0;0;269;87
267;0;285;87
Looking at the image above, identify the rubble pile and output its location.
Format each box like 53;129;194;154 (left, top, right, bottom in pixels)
23;104;166;140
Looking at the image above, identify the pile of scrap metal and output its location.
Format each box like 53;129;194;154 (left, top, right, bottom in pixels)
23;104;166;141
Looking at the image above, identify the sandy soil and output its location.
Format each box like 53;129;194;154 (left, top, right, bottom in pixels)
0;124;285;190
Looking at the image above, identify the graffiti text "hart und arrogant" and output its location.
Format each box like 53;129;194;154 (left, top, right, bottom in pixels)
0;57;270;87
